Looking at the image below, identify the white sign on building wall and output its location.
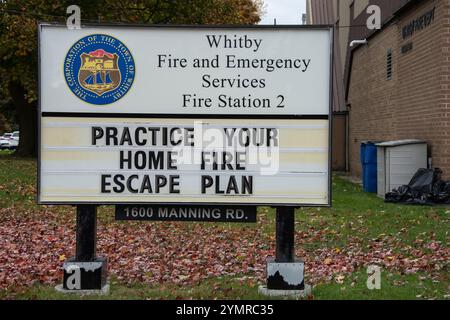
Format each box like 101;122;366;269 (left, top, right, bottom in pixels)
38;24;332;206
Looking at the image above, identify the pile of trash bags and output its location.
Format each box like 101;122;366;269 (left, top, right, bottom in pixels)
385;168;450;205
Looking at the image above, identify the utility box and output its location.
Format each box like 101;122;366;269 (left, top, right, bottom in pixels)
376;140;428;198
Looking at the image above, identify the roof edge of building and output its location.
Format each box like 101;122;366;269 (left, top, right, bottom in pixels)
345;0;426;101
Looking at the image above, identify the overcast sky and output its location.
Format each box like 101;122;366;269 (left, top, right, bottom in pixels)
259;0;306;25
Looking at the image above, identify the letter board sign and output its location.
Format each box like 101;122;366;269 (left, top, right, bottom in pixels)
38;24;332;206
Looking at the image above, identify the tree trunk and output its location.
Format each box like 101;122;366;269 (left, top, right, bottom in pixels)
9;82;37;157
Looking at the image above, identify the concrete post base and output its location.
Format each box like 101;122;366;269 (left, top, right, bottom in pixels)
258;284;312;299
55;283;110;295
62;257;108;291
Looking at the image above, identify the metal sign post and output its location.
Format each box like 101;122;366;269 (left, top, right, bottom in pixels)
263;207;306;293
60;205;107;292
275;207;295;263
75;205;97;261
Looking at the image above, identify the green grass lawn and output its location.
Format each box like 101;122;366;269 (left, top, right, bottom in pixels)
0;152;448;300
5;270;447;300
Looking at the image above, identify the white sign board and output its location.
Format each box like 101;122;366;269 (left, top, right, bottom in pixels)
38;24;332;206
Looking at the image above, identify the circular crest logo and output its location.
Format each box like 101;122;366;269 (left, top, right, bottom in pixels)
64;34;135;105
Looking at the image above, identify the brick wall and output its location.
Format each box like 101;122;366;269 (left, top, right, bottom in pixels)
440;0;450;176
348;0;450;178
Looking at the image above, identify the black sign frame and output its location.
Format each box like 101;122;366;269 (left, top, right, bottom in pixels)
37;23;334;208
115;204;257;223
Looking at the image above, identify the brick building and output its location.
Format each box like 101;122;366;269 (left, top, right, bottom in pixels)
307;0;450;178
306;0;348;171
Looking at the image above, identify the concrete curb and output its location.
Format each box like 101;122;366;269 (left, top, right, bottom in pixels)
55;283;110;296
258;284;312;299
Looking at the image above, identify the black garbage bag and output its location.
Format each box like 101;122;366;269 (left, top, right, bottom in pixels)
385;168;450;205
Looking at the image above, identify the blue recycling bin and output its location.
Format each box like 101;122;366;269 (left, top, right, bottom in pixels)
360;142;377;193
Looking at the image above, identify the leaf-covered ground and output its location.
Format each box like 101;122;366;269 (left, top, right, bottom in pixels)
0;152;448;299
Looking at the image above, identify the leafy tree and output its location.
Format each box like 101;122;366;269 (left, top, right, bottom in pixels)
0;0;264;156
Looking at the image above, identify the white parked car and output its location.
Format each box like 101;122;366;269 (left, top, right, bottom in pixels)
9;131;19;149
0;133;12;150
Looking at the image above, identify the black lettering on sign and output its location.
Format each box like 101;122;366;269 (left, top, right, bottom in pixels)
101;174;111;193
201;175;214;193
100;174;182;194
201;175;253;195
201;151;247;171
113;174;125;193
120;150;132;169
92;127;104;145
120;127;132;145
402;7;435;39
106;127;119;146
401;42;413;54
119;150;178;170
135;127;147;146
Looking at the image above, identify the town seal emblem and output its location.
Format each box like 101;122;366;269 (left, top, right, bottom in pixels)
64;34;135;105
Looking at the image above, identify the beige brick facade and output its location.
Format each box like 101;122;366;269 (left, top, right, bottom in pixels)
348;0;450;178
